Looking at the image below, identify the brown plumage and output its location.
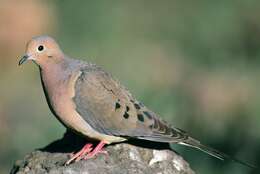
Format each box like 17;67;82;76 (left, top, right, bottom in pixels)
19;35;254;168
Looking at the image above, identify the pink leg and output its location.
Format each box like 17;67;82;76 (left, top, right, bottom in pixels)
65;143;93;165
84;140;108;159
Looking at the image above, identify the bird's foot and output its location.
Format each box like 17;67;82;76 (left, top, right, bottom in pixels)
65;140;108;165
84;141;108;159
65;143;93;165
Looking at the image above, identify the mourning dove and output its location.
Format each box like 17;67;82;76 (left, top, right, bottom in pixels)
19;36;254;167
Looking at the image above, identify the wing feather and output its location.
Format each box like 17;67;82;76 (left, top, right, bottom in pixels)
73;64;188;143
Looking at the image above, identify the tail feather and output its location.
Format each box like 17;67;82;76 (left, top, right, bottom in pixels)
179;137;256;169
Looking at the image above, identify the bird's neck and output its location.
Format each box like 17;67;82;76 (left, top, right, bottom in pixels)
39;59;71;91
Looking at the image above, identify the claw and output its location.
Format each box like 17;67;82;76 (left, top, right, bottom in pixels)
83;141;107;159
65;143;93;165
65;140;108;165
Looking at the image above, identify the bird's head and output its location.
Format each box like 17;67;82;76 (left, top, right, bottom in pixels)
19;35;64;67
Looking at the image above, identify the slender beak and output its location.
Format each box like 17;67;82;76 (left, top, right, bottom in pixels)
18;55;29;66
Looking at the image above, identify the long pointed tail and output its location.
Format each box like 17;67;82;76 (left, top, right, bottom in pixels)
179;137;256;169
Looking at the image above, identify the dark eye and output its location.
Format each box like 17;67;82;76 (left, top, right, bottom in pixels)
38;45;44;52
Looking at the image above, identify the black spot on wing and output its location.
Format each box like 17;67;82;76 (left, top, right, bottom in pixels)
137;114;144;122
115;102;121;110
122;105;131;119
134;103;141;110
126;106;130;112
123;112;129;119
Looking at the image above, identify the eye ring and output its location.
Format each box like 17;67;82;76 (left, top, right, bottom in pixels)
37;45;44;52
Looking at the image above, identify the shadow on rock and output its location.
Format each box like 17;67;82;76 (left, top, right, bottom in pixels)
41;130;173;153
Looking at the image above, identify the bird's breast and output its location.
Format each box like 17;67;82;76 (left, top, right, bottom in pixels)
40;69;126;143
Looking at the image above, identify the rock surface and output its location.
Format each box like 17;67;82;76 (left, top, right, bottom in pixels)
10;131;195;174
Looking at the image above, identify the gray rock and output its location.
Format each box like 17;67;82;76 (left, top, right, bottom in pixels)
10;131;195;174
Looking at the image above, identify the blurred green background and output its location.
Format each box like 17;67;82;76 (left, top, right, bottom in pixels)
0;0;260;173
